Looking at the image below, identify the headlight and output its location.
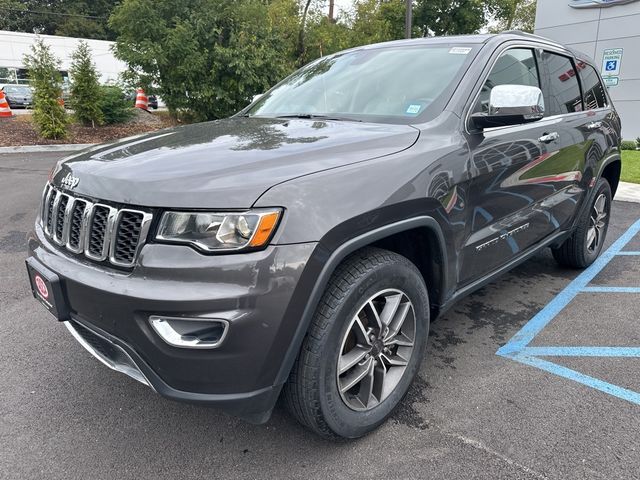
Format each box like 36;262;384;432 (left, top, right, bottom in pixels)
156;209;281;252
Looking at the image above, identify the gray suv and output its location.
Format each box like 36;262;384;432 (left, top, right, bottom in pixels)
26;32;621;439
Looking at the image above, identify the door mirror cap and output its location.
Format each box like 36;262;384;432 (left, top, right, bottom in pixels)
472;84;545;129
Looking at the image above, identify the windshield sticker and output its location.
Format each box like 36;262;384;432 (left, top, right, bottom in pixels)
405;104;422;115
449;47;472;55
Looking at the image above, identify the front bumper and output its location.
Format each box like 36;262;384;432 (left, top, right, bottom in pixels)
28;223;317;423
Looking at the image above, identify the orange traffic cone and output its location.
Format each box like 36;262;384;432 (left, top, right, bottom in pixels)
0;89;13;118
135;88;148;110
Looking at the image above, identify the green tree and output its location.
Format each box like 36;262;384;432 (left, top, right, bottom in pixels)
491;0;537;33
69;41;104;127
350;0;406;45
1;0;118;40
413;0;487;36
110;0;291;121
23;39;68;139
98;85;134;124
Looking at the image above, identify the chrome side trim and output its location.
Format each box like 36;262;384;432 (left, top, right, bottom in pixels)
64;320;154;389
149;316;230;349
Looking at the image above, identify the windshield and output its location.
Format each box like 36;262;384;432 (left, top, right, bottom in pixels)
4;86;31;95
246;44;477;124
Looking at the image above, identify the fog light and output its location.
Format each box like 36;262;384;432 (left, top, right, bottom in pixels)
149;316;229;349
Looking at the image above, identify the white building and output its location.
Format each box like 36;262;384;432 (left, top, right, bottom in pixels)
0;30;126;86
535;0;640;139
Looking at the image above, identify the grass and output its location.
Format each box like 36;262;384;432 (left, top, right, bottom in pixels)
621;150;640;184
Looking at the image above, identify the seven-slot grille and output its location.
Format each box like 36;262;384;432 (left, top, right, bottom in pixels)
41;184;152;267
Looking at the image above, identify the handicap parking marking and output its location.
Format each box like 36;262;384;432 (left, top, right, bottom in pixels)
497;218;640;405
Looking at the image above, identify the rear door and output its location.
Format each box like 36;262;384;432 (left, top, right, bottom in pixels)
460;45;586;285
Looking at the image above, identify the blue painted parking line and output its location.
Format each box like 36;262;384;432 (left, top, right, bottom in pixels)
581;286;640;293
497;218;640;405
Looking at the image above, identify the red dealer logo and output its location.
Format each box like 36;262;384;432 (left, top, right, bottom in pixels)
35;275;49;299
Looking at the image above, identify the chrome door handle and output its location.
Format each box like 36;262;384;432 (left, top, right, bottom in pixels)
587;121;603;130
538;132;559;143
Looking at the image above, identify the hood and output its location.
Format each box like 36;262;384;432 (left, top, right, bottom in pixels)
52;117;419;208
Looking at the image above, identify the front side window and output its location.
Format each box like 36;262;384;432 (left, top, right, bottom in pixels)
579;63;607;110
543;52;582;116
247;45;477;124
473;48;540;114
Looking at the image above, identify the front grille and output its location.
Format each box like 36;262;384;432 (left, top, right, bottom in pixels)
87;205;110;258
41;184;152;267
114;211;145;264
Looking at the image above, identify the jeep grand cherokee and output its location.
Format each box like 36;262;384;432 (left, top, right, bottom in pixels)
27;32;621;439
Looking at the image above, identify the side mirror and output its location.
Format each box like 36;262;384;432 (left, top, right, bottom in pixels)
471;84;544;129
252;93;264;102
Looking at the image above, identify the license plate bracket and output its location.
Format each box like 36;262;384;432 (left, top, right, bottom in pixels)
26;257;70;321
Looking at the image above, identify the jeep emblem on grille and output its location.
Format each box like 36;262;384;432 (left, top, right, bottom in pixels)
60;173;80;189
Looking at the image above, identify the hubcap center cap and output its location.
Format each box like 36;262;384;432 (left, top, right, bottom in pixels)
371;339;384;356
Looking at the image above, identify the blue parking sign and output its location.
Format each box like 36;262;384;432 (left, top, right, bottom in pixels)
602;48;623;76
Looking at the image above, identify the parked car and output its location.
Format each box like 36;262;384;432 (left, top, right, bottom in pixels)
27;32;621;439
1;84;33;108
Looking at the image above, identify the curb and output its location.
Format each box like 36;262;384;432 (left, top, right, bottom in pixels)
0;143;96;154
616;182;640;204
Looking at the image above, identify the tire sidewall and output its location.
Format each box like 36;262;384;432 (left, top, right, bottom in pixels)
582;178;612;264
317;260;429;438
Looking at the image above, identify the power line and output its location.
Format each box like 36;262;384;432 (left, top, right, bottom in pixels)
4;7;108;20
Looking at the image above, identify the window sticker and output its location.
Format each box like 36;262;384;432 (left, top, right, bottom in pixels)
405;104;422;115
449;47;472;55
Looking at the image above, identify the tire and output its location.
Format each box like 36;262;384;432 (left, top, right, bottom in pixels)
552;177;612;268
283;247;430;439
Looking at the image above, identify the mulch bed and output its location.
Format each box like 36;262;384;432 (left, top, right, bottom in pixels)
0;110;176;147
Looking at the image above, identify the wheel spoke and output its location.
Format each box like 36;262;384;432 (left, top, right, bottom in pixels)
339;345;370;375
380;352;409;367
379;293;403;327
339;357;374;393
353;316;372;346
594;194;606;214
366;300;383;330
586;227;597;250
386;332;414;347
356;360;376;408
383;301;412;342
372;362;387;402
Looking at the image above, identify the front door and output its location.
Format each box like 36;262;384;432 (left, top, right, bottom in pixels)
460;46;587;285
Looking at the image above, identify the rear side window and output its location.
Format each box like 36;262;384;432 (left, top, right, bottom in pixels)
473;48;539;114
542;52;582;115
579;63;607;110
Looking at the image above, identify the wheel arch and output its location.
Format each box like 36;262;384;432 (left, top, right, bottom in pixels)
273;215;449;388
600;156;621;197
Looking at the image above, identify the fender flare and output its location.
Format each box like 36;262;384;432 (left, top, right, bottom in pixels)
272;215;447;387
570;152;622;232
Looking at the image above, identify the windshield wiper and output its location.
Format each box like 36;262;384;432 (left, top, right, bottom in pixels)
275;114;362;122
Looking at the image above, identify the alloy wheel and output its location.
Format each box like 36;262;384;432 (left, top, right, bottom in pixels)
586;193;608;253
336;289;416;411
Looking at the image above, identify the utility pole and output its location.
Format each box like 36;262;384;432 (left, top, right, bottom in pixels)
405;0;412;39
328;0;335;22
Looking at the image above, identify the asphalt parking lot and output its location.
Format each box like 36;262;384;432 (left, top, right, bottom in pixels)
1;152;640;480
